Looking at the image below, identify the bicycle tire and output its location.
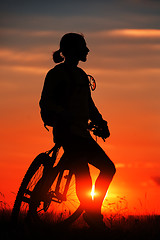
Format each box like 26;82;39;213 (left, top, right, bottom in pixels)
11;152;48;223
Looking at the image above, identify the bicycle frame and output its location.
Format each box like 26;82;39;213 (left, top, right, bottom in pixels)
43;144;75;204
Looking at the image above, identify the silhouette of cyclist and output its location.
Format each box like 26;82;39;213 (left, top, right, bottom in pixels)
39;33;116;228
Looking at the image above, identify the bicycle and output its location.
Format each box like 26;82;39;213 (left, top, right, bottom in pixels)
11;142;84;225
11;119;109;226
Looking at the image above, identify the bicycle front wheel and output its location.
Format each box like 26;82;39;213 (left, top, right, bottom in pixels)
11;152;48;223
28;167;83;225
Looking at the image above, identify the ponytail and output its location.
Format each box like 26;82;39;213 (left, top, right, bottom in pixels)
52;49;64;63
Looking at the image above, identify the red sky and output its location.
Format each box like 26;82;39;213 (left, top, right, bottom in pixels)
0;1;160;215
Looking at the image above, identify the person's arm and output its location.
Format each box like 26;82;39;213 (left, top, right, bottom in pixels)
88;94;110;139
88;94;104;125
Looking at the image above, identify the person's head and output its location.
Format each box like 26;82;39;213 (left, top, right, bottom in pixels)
53;33;89;63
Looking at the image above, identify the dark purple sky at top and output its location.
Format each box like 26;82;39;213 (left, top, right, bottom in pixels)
1;0;160;31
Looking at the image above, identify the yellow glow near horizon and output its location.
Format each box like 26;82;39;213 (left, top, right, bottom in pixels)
91;184;96;200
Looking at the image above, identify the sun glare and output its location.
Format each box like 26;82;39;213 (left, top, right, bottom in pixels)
91;184;96;200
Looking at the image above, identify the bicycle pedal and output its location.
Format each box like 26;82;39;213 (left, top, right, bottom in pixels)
55;192;66;201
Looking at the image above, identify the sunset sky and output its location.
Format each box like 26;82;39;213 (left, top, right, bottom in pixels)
0;0;160;214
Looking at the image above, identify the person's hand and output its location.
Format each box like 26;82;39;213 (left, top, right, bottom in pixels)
100;120;110;139
88;120;110;141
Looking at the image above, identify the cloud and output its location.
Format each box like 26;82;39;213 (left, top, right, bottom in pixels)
105;29;160;38
1;0;160;32
0;28;61;38
2;28;160;68
87;29;160;46
115;163;126;168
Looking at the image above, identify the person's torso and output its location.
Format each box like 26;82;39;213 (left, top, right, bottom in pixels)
44;63;91;137
63;64;90;137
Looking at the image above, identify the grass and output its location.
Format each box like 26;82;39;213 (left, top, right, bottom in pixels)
0;207;160;240
0;192;160;239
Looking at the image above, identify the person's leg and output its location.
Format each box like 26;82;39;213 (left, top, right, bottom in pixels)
93;164;115;214
63;135;116;215
86;137;116;214
62;136;92;210
74;160;92;209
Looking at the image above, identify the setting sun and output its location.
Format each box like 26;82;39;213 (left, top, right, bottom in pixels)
91;184;96;200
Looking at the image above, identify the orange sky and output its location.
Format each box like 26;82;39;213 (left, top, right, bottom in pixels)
0;1;160;215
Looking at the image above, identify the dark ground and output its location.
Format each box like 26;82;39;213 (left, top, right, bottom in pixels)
0;209;160;240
